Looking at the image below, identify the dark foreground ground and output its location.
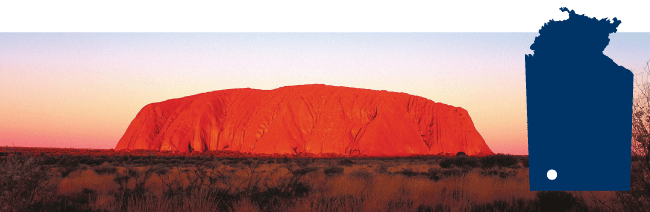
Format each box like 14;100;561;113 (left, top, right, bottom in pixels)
0;147;643;212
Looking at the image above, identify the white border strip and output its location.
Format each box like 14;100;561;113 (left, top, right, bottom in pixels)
0;1;647;32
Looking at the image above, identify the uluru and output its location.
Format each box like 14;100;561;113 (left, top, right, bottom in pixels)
115;84;493;156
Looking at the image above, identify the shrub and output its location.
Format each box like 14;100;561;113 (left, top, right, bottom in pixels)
479;168;517;179
426;168;441;181
59;166;78;178
470;199;535;212
292;167;318;176
439;156;479;168
454;156;479;168
58;157;80;168
440;168;469;177
68;188;97;205
93;164;118;175
92;157;105;166
397;168;419;177
0;155;54;211
116;156;127;164
42;156;58;165
456;152;467;157
481;154;519;168
323;166;344;176
521;157;529;168
132;159;143;165
377;163;390;173
79;164;89;171
338;159;355;166
439;158;454;168
536;191;587;212
79;157;89;165
349;170;373;180
297;159;312;167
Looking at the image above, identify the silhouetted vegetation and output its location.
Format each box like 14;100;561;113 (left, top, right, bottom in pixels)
479;167;518;179
439;156;479;168
338;158;355;166
396;168;420;177
522;157;529;168
93;163;118;175
536;191;587;212
323;166;344;176
0;147;637;211
624;58;650;210
481;154;520;168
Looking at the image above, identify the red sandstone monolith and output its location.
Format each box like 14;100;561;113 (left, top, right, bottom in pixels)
115;84;493;156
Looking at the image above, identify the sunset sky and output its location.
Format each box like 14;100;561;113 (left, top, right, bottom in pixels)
1;32;647;155
1;2;649;155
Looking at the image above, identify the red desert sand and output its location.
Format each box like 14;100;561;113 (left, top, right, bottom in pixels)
116;84;493;156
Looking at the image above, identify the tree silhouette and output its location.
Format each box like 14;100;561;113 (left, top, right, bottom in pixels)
620;58;650;209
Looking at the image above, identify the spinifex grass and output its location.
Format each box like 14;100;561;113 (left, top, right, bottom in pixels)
0;150;626;212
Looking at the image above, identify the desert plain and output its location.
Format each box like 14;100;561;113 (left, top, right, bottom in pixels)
0;147;631;212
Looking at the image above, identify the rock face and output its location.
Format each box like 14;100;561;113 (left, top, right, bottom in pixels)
116;84;493;156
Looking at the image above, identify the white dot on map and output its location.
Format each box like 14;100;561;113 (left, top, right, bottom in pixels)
547;169;557;180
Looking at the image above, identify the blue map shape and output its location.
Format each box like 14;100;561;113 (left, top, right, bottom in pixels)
526;7;632;191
